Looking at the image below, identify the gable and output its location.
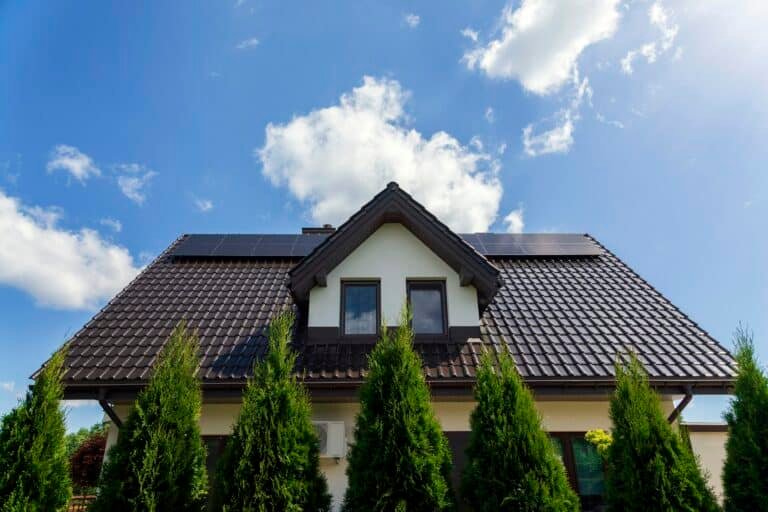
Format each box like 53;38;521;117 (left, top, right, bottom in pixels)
308;223;479;328
289;182;501;308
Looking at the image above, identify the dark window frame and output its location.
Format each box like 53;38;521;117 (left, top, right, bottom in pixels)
406;280;448;339
549;432;606;512
340;280;381;339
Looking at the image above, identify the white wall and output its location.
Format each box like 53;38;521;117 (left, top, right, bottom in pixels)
688;429;727;502
308;223;479;328
103;398;730;511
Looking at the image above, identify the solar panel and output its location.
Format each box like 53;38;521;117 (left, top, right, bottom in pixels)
170;233;601;258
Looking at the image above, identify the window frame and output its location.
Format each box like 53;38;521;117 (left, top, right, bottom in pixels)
549;432;606;511
406;279;448;338
340;279;381;339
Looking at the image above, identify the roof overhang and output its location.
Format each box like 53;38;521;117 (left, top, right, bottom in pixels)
288;182;501;307
62;377;734;404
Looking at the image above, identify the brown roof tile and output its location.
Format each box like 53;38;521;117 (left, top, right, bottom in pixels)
57;234;735;391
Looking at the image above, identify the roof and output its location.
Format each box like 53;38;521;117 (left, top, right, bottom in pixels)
57;232;735;399
288;182;501;308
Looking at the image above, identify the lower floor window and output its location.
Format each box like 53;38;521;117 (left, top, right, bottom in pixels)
550;433;606;511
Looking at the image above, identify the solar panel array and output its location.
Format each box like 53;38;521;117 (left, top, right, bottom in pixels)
460;233;602;257
170;232;602;258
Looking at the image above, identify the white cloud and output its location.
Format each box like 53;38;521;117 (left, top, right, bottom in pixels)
404;13;420;28
522;71;592;156
0;381;14;393
0;189;140;310
61;400;99;408
461;27;479;43
115;163;157;205
484;107;495;123
194;197;214;212
99;217;122;232
236;37;259;50
504;207;524;234
46;145;101;183
621;1;679;74
258;76;502;232
463;0;620;95
595;112;625;129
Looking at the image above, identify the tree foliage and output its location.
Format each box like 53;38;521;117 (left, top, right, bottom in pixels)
605;353;719;512
0;349;72;512
343;307;454;512
462;350;579;512
212;311;331;512
723;327;768;511
65;422;107;459
69;432;106;490
91;321;208;512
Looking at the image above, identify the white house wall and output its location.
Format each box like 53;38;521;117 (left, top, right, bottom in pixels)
308;223;479;328
103;398;692;511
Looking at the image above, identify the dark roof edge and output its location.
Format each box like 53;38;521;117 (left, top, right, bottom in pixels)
62;376;734;402
288;182;500;306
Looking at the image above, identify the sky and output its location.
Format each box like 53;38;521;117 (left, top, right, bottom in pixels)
1;0;767;432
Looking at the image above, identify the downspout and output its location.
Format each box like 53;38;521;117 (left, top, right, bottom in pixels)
667;385;693;424
98;388;123;429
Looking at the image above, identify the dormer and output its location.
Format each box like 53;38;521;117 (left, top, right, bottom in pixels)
289;182;501;343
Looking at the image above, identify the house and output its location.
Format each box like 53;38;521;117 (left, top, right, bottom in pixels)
56;182;734;510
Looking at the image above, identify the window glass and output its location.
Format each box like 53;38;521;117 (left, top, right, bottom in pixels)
550;436;565;462
409;283;445;334
343;283;377;335
572;438;605;496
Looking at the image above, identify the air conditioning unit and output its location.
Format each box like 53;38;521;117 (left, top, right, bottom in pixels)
312;421;346;458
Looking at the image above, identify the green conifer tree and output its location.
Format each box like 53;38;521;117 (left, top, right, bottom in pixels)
343;307;454;512
91;321;208;512
212;311;331;512
723;327;768;511
605;353;719;512
0;349;72;512
462;350;579;511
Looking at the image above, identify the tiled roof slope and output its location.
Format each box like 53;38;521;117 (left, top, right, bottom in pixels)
59;235;734;392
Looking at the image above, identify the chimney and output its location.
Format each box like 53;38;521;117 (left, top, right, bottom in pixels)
301;224;335;235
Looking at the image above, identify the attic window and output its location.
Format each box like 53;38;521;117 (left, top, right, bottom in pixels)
341;281;380;336
407;281;447;335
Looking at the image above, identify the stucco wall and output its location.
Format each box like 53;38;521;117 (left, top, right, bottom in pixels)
103;398;729;512
308;223;479;328
688;429;727;502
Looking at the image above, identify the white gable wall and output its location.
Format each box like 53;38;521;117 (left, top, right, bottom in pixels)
308;223;479;328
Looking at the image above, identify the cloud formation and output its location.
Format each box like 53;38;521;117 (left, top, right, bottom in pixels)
403;13;420;28
99;217;123;233
194;197;214;212
46;145;101;183
115;163;157;205
504;207;524;234
522;71;592;156
258;76;502;232
464;0;620;95
0;189;140;309
236;37;259;50
621;1;679;74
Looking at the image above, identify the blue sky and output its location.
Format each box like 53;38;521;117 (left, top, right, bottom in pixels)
1;0;766;431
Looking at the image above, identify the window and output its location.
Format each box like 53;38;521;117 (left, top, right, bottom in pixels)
549;433;606;512
407;281;447;335
341;281;379;336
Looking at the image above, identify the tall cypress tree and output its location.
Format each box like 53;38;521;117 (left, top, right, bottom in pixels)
212;311;331;512
0;349;71;512
462;350;579;512
92;321;208;512
723;327;768;511
343;307;454;512
605;353;719;512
